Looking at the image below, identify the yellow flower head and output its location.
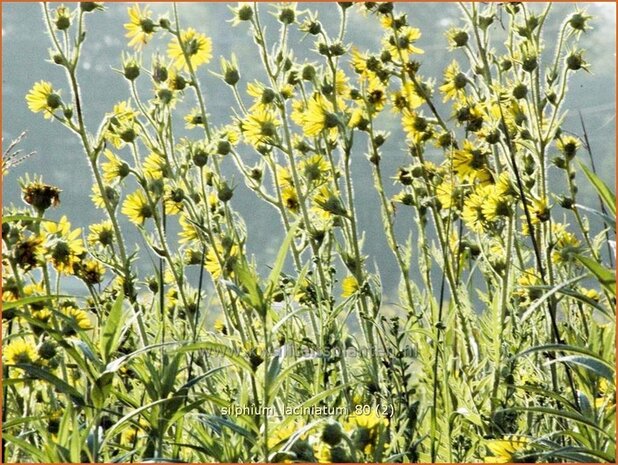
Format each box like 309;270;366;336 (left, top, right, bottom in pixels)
462;185;493;233
451;140;491;182
26;81;62;120
344;408;387;455
142;152;168;180
484;437;530;463
341;275;359;297
168;28;213;71
62;305;93;334
125;4;156;50
4;338;38;365
401;109;431;144
101;150;129;183
44;217;85;275
122;190;153;225
179;214;200;244
384;26;424;61
301;94;338;137
240;108;280;147
282;185;299;213
439;60;468;102
205;239;239;279
78;259;105;285
88;220;115;247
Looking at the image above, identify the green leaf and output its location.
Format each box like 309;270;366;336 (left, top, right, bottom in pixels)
521;274;586;322
15;364;85;406
3;294;74;311
266;221;299;299
174;341;253;373
91;372;114;409
547;355;614;381
497;406;613;439
575;254;616;296
579;162;616;216
3;434;46;461
2;215;56;225
99;293;126;363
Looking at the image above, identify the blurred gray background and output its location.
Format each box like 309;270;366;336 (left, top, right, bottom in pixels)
3;2;616;300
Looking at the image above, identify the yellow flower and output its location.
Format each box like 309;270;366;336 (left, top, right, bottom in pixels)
184;108;205;129
62;306;93;333
101;150;129;183
26;81;61;120
282;185;299;213
247;81;277;111
43;215;71;236
551;223;580;264
513;268;541;302
179;214;200;244
168;28;213;71
451;140;492;183
365;75;387;113
401;109;431;144
214;319;227;335
44;217;86;275
105;101;140;148
205;239;239;279
341;275;359;297
124;4;156;50
391;82;424;113
301;94;338;137
88;221;115;246
595;378;614;409
78;259;105;285
481;188;512;221
313;185;347;217
142;152;167;180
164;183;184;214
439;60;468;102
384;26;424;61
525;196;550;226
350;47;369;75
462;185;491;233
4;338;38;365
344;409;387;455
556;135;580;159
122;190;153;225
435;176;460;210
484;437;530;463
299;154;329;184
240;108;280;146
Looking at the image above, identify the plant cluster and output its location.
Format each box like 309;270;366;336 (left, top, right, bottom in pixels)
2;2;615;463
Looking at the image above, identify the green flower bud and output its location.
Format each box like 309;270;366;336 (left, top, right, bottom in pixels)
278;7;295;25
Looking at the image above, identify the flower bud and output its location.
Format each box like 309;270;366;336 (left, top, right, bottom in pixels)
192;148;209;167
302;64;316;81
217;181;234;202
559;196;574;209
278;7;296;25
237;4;253;21
217;140;231;156
322;421;344;446
566;51;586;71
512;83;528;100
152;61;168;83
568;12;591;32
123;61;140;81
377;3;394;14
80;2;103;13
522;55;538;72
